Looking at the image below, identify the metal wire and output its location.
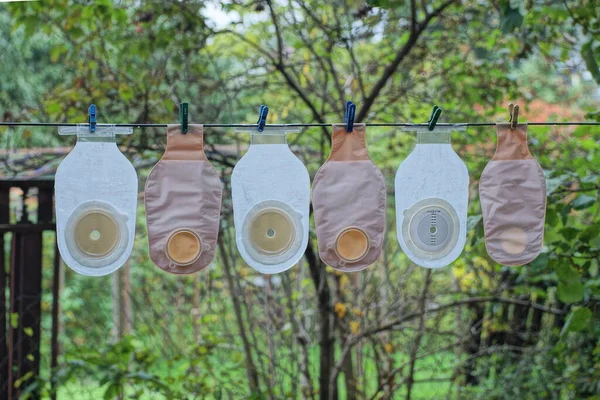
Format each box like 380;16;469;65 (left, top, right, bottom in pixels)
0;122;599;128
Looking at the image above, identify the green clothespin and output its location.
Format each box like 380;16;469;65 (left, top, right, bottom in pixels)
179;102;189;134
428;105;442;131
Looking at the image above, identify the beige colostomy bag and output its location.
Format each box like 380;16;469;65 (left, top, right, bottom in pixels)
145;125;223;274
312;124;386;272
231;127;310;274
479;123;547;266
55;125;138;276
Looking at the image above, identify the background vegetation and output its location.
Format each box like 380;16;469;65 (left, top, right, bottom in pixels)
1;0;599;399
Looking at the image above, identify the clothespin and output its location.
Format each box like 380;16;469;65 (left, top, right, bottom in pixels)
427;105;442;131
345;101;356;133
88;104;97;133
508;103;519;129
179;102;189;134
257;104;268;132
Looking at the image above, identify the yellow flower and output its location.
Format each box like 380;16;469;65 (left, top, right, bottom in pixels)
334;302;347;319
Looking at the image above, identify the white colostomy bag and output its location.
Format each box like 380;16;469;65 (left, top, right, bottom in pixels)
55;125;138;276
395;125;469;268
231;128;310;274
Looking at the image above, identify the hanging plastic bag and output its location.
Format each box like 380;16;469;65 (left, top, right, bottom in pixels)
312;124;386;272
145;124;223;274
479;123;546;266
55;124;138;276
231;127;310;274
395;125;469;268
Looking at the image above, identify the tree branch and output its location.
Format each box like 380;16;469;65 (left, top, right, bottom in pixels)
355;0;458;122
357;296;566;342
410;0;417;34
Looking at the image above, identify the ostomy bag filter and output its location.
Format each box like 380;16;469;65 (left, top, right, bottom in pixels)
55;125;138;276
312;124;386;272
479;123;546;266
145;125;223;274
395;125;469;268
231;127;310;274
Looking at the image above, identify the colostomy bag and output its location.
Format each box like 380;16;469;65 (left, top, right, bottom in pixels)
55;125;138;276
479;123;546;266
145;125;223;274
231;128;310;274
395;126;469;268
312;124;386;272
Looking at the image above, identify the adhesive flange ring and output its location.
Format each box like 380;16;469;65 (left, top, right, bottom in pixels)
334;227;370;263
241;200;304;265
499;226;528;255
165;229;203;266
64;201;129;268
402;198;459;261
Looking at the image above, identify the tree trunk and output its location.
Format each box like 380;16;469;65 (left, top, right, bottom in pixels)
508;296;529;349
111;269;121;340
112;261;132;340
529;307;543;345
405;270;432;400
334;274;357;400
192;273;200;343
120;262;132;335
218;237;261;395
305;240;335;400
463;304;484;386
553;300;567;329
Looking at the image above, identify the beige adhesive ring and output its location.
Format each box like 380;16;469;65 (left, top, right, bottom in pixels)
73;210;120;258
165;229;203;266
249;208;295;255
500;226;528;255
334;227;370;263
65;201;130;269
241;200;304;265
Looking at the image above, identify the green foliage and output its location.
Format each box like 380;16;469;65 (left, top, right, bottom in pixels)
562;307;592;334
25;335;248;399
582;40;600;84
556;263;585;303
501;1;525;33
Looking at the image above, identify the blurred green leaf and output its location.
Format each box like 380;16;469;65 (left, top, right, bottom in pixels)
581;40;600;84
531;253;549;271
557;280;584;303
501;3;524;33
571;194;596;210
561;307;591;336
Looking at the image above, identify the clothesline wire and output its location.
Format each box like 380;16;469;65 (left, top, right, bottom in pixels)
0;122;599;128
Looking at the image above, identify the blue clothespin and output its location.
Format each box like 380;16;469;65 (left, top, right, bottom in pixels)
179;102;189;134
257;105;268;132
88;104;97;133
345;101;356;132
427;105;442;131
